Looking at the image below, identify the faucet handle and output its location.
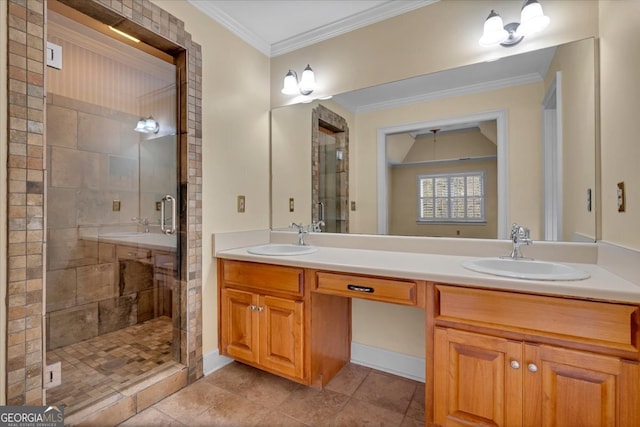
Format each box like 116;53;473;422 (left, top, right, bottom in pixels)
510;223;530;240
510;223;520;241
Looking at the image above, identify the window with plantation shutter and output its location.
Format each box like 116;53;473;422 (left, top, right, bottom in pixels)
417;172;485;222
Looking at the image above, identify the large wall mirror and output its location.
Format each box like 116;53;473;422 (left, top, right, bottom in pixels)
271;38;598;242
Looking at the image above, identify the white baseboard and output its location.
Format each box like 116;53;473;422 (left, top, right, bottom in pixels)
351;342;425;383
203;349;234;376
204;344;426;382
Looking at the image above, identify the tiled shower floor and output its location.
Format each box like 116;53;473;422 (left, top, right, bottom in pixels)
46;316;180;415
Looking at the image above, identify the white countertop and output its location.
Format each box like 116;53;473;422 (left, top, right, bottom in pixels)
82;232;177;252
216;245;640;304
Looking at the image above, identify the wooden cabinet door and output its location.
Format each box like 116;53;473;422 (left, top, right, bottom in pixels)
220;288;259;363
524;344;640;427
258;294;304;380
434;328;523;427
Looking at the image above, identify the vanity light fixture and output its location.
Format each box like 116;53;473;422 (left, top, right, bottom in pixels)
281;64;316;96
134;116;159;134
479;0;550;47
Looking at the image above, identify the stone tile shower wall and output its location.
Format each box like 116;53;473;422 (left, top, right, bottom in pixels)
45;94;167;350
5;0;203;405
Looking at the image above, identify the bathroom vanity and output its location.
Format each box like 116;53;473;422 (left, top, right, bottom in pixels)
216;246;640;426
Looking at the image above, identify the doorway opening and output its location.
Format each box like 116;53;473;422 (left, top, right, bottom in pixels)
377;110;509;239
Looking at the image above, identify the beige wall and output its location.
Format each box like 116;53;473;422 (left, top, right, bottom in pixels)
271;101;315;228
271;0;599;108
599;1;640;249
151;1;271;356
544;38;597;241
271;99;355;229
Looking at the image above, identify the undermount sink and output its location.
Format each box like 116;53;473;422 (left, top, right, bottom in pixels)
247;244;318;256
98;232;144;238
462;257;590;281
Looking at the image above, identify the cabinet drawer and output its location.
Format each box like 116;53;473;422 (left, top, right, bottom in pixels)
436;285;639;352
315;272;417;305
117;245;151;260
222;260;304;297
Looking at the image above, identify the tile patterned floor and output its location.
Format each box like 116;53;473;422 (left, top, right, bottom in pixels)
119;361;425;426
46;316;179;415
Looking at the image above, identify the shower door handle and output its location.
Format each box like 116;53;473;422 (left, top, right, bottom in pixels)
161;195;176;235
317;201;325;222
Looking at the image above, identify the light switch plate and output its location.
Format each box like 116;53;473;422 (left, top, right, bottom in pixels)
237;195;246;213
617;182;625;212
112;200;121;212
289;198;295;212
46;42;62;69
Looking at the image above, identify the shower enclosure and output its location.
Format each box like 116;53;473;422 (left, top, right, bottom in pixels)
312;105;349;233
44;7;181;413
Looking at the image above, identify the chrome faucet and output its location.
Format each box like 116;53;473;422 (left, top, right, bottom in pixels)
132;217;150;233
289;222;308;245
311;220;325;232
509;223;532;259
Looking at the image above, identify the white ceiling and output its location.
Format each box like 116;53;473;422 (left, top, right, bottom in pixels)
187;0;435;57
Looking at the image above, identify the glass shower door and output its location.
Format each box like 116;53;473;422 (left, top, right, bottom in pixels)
45;8;181;413
317;126;348;233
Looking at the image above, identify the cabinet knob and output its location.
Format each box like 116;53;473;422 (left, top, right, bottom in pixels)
527;363;538;373
257;306;264;312
249;305;257;311
510;360;520;369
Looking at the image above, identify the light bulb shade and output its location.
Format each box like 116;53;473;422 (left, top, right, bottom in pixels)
144;118;159;133
479;10;509;46
134;116;159;134
281;70;299;95
134;118;147;133
517;0;550;36
299;64;316;95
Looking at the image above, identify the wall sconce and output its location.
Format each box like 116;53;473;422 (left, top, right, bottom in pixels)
479;0;550;47
134;116;159;134
281;64;316;96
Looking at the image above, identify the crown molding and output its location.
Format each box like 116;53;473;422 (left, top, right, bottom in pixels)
337;73;543;113
271;0;438;57
188;0;437;57
188;0;272;56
